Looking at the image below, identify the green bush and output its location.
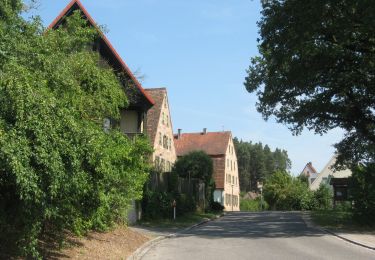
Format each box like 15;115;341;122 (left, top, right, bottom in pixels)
264;171;315;211
349;163;375;225
0;7;152;258
210;201;224;212
177;194;196;215
313;184;333;210
240;198;268;211
141;191;174;220
141;191;197;220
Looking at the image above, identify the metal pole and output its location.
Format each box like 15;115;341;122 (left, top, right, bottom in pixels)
174;207;176;220
260;187;263;211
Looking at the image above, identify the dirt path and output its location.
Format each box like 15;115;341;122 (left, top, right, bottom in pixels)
55;226;150;259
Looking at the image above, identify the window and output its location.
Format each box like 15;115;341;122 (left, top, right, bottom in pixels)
166;115;169;126
161;159;165;172
163;135;168;149
322;177;328;184
159;133;162;145
310;178;316;184
154;156;160;167
231;161;233;171
227;159;229;168
162;112;165;124
234;162;236;171
232;176;234;184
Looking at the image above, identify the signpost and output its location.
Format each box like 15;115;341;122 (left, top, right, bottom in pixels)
257;182;263;211
172;199;176;220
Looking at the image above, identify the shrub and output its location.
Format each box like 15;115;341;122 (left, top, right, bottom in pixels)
141;191;174;220
0;8;152;257
210;201;224;212
313;184;333;210
264;171;314;210
177;194;196;215
240;198;268;211
349;163;375;225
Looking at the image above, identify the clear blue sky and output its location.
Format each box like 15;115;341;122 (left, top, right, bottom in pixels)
30;0;344;175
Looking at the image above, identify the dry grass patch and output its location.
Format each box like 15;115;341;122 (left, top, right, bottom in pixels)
54;226;150;260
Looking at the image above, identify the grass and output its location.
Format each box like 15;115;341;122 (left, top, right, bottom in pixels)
138;211;221;229
311;209;354;229
311;209;375;232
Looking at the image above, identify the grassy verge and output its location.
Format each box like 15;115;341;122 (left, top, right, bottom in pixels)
138;211;221;229
311;209;354;230
311;209;375;232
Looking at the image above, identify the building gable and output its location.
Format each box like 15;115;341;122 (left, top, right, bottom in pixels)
49;0;154;110
145;88;176;172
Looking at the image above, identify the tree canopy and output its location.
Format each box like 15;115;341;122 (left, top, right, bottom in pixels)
245;0;375;166
0;2;151;257
233;138;291;192
173;151;213;185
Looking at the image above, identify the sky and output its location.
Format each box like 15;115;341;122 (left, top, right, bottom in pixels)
29;0;344;175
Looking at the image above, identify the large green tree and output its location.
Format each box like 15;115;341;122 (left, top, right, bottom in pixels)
0;2;151;257
245;0;375;166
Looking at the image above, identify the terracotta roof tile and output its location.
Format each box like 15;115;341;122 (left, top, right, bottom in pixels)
145;88;166;146
174;131;231;156
174;131;232;190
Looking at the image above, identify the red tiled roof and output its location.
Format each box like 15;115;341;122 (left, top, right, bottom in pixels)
145;88;167;146
48;0;154;106
174;131;232;190
174;131;231;156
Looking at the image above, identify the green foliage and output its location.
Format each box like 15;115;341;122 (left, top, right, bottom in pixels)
141;190;196;219
349;163;375;225
210;201;224;212
245;0;375;166
177;194;196;215
0;5;152;257
313;184;333;210
233;138;291;192
264;171;314;210
173;151;214;208
173;151;213;184
240;198;268;212
141;190;173;220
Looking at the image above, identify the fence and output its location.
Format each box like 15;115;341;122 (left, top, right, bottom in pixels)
146;171;206;209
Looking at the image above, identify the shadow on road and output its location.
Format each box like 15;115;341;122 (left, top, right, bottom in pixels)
179;211;325;239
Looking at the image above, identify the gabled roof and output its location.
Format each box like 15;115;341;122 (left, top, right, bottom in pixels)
310;155;352;190
174;131;231;156
48;0;154;107
145;88;167;146
300;162;318;176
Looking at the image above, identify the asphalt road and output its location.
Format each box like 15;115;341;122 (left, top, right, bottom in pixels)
141;211;375;260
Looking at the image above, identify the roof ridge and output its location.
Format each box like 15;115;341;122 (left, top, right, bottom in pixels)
145;87;167;91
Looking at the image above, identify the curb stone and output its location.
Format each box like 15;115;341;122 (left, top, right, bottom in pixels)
301;211;375;251
127;214;223;260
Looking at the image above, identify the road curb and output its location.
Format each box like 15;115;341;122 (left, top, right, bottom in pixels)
322;228;375;251
127;214;222;260
301;211;375;251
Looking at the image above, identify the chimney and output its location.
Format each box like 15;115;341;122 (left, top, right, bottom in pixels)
177;129;182;139
202;128;207;135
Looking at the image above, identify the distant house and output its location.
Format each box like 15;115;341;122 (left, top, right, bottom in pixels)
306;156;352;191
145;88;177;172
300;162;319;186
174;130;240;211
49;0;155;137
